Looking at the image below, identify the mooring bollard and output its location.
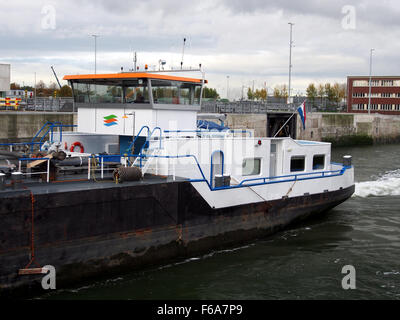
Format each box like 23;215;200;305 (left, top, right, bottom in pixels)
214;174;224;188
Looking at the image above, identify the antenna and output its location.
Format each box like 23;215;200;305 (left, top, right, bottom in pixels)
133;51;137;71
180;38;186;70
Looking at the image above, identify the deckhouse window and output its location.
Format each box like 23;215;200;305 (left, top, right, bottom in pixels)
242;158;261;176
151;80;201;105
125;79;149;103
290;156;305;172
72;79;150;104
313;155;325;170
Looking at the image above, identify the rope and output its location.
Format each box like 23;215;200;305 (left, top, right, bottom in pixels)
91;156;98;182
285;179;297;197
176;224;183;244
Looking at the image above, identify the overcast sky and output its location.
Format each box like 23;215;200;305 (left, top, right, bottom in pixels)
1;0;399;99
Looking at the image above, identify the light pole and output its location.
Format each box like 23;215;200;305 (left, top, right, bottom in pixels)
288;22;294;105
91;35;100;74
368;48;375;114
226;76;230;101
34;72;37;111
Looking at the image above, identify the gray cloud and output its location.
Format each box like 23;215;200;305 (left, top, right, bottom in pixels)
1;0;399;99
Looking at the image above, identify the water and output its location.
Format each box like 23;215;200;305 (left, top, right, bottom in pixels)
39;144;400;300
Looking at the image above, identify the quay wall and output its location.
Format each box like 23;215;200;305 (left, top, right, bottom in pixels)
218;112;400;146
0;112;77;143
1;111;400;147
296;113;400;146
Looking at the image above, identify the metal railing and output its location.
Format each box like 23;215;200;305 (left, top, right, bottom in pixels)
13;148;351;193
0;122;77;152
1;97;75;112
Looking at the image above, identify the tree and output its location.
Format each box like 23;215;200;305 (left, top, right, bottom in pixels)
317;84;324;106
10;83;20;90
332;83;341;106
36;80;47;96
59;85;73;97
273;87;281;98
280;85;288;100
195;87;220;99
247;87;254;100
259;88;267;101
306;83;317;106
324;83;335;104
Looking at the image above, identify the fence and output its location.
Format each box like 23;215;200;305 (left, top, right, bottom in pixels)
201;99;346;114
0;97;75;112
201;101;297;114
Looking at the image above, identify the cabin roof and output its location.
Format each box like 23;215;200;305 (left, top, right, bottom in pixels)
63;72;207;84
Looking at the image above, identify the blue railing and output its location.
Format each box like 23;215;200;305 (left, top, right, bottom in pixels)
128;152;351;191
126;126;163;168
1;122;77;152
126;125;150;153
16;150;350;190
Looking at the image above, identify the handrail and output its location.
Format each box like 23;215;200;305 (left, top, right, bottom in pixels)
31;121;60;144
126;125;150;153
15;150;350;191
149;126;162;149
30;122;77;152
129;152;350;191
132;126;162;167
210;150;224;187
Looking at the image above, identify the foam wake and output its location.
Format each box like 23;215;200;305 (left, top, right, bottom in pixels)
354;169;400;197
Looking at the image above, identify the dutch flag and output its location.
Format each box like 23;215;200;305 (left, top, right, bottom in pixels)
297;101;306;130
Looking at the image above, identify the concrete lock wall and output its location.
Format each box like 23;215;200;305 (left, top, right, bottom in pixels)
0;112;77;142
1;111;400;146
213;112;400;146
224;114;267;137
296;112;400;146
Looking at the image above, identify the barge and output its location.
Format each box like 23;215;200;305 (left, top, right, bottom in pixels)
0;70;354;295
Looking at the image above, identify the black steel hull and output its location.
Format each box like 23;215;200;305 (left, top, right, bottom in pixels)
0;180;355;297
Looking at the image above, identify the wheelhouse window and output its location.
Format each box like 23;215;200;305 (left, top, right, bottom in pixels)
151;80;201;105
242;158;261;176
313;155;325;170
125;79;149;103
72;79;150;104
290;156;305;172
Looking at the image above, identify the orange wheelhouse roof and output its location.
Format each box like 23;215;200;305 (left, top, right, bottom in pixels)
63;72;207;84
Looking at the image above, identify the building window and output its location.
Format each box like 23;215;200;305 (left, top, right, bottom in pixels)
382;93;391;98
290;156;305;172
353;80;368;87
352;104;365;110
313;155;325;170
242;158;261;176
381;104;393;110
382;80;394;86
